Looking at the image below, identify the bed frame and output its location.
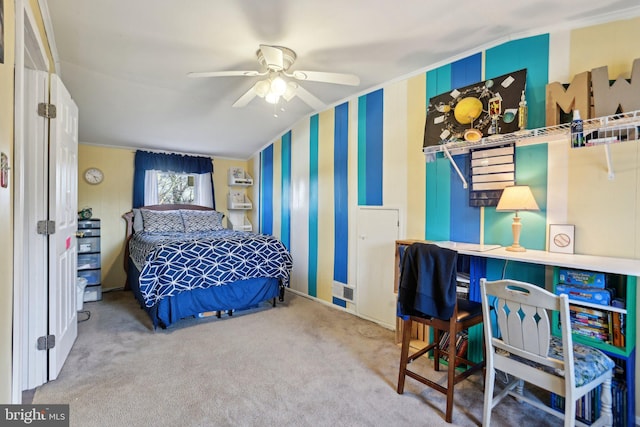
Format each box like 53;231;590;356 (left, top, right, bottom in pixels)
122;204;282;328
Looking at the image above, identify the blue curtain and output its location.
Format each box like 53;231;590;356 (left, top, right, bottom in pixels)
133;150;215;208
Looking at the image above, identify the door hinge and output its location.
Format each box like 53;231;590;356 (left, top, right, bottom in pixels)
37;102;57;119
37;335;56;351
37;220;56;235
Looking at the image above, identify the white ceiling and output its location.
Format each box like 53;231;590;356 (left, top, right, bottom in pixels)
45;0;640;159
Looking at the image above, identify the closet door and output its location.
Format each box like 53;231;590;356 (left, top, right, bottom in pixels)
356;207;399;329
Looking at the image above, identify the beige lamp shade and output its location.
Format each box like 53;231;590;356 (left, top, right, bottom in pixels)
496;185;539;252
496;185;539;212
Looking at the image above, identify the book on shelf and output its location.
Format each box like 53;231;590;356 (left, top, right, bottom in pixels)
569;304;607;318
612;312;625;347
437;331;468;362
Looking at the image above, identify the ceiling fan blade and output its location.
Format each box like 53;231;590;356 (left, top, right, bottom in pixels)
232;84;259;108
187;70;265;78
288;70;360;86
294;85;326;111
259;45;285;71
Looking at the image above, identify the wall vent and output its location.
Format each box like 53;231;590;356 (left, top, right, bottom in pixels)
332;281;355;303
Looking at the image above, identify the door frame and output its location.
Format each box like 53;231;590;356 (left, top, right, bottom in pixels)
12;0;51;403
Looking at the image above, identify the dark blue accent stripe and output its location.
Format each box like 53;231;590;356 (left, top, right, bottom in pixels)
451;53;482;88
280;132;291;249
261;146;273;235
365;89;384;205
332;297;347;308
333;103;349;284
448;55;482;243
308;115;319;298
450;153;480;243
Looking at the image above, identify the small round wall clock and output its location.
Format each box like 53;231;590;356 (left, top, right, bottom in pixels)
84;167;104;185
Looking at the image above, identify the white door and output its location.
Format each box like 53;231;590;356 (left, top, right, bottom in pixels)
356;207;400;329
48;75;79;380
22;69;49;388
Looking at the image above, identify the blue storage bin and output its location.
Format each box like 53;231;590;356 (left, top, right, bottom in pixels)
78;253;100;270
77;268;101;286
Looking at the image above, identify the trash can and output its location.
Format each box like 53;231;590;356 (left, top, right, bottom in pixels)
76;277;88;311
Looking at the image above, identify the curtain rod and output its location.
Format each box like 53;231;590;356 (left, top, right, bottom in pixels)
132;147;214;160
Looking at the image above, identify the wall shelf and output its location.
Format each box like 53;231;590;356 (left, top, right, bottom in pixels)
424;110;640;183
226;167;253;232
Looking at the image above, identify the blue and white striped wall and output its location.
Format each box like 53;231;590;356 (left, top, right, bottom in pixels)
258;17;640;303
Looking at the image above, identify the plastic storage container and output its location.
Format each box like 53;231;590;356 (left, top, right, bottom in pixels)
77;269;101;286
76;277;88;311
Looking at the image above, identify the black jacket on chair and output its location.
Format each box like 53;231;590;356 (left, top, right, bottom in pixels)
397;243;458;320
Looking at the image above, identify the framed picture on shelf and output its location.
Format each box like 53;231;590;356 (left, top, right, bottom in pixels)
549;224;575;254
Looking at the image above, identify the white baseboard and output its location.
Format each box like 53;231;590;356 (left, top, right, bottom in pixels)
284;288;395;331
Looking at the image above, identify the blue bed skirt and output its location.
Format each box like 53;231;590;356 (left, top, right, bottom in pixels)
128;260;280;328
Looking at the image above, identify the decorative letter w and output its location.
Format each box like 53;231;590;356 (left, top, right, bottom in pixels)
592;58;640;117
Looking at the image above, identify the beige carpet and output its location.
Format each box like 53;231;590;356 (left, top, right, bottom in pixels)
33;290;560;426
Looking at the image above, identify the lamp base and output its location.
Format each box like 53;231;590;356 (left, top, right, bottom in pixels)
506;244;526;252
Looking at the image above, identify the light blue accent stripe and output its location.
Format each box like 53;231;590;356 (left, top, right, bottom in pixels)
260;146;273;235
357;96;367;205
280;131;291;249
485;34;549;129
365;89;384;206
333;103;349;284
425;157;451;240
484;144;548;250
514;144;547;250
425;66;452;239
308;115;319;298
426;65;452;103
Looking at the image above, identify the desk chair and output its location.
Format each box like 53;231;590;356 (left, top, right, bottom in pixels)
396;243;486;423
480;278;614;427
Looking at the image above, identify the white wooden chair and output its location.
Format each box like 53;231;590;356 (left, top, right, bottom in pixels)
480;278;614;427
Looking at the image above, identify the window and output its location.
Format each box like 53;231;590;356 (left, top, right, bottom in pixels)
156;172;196;204
134;151;214;209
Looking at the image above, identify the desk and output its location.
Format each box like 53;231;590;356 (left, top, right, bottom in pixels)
393;239;638;425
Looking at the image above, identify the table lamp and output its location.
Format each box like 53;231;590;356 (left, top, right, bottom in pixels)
496;185;539;252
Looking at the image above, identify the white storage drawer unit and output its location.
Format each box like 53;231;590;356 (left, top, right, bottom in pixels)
77;218;102;302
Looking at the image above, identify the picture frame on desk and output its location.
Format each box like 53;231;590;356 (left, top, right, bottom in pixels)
549;224;575;254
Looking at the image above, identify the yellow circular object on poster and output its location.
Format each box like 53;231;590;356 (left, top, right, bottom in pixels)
454;97;483;124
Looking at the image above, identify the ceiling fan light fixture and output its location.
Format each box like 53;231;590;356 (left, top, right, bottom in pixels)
265;92;280;104
270;75;288;96
254;79;270;97
283;81;298;101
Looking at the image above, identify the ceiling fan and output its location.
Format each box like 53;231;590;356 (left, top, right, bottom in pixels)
188;45;360;111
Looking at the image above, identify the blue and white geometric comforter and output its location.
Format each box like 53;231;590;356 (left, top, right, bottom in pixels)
129;230;293;308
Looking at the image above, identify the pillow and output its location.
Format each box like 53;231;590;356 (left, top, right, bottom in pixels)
140;209;185;233
132;208;144;233
180;209;225;232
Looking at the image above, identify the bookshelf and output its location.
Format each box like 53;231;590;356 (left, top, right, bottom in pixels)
551;268;636;426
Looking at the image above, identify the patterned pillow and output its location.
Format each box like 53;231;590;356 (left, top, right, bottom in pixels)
140;209;185;233
132;208;144;233
180;210;225;232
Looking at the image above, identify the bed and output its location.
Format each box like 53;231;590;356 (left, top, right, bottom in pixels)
123;204;293;328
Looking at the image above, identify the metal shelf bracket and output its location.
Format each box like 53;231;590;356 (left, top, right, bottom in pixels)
442;145;468;189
